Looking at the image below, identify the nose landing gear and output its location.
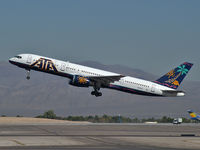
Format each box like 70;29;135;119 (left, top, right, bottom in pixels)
26;69;30;80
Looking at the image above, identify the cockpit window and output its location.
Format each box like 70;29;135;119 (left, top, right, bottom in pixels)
14;56;22;59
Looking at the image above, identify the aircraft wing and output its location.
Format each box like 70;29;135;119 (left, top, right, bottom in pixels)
89;75;125;86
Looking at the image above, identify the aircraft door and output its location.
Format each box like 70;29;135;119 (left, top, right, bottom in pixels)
151;84;156;92
61;63;66;71
27;55;32;64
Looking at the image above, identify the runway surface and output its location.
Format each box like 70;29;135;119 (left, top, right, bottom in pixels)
0;123;200;150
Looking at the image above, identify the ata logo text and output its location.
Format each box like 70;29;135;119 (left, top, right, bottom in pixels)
31;58;58;72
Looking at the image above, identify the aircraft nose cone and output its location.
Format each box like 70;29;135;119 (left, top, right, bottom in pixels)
9;58;15;64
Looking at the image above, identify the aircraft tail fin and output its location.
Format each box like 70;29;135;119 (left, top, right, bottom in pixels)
154;62;193;89
187;110;200;120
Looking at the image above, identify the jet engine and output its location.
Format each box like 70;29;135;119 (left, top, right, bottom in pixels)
69;75;91;87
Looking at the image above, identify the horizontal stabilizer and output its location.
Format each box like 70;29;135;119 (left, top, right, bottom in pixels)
162;90;185;97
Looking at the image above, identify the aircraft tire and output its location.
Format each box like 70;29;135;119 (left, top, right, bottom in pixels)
95;92;102;97
91;91;95;95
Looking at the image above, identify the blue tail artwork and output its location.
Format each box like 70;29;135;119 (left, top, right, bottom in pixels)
154;62;193;89
187;110;200;121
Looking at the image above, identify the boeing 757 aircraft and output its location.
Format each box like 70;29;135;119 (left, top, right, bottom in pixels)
9;54;193;97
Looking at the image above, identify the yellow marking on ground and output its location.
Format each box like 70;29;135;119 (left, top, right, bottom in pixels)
11;139;25;146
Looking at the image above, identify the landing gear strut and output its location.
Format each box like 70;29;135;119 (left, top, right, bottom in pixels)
26;69;30;80
91;83;102;97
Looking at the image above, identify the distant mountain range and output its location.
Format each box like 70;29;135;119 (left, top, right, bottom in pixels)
0;61;199;118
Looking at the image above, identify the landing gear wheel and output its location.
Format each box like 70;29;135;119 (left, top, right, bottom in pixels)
91;91;95;95
26;70;30;80
95;92;102;97
98;92;102;96
91;91;102;97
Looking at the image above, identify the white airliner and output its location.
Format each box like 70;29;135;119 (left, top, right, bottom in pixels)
9;54;193;97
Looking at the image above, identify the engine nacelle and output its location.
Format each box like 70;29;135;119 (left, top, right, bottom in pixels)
69;75;91;87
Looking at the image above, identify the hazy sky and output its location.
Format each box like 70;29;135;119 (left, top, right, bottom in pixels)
0;0;199;80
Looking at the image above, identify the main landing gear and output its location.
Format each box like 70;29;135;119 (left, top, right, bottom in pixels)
91;83;102;97
91;91;102;97
26;69;30;80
